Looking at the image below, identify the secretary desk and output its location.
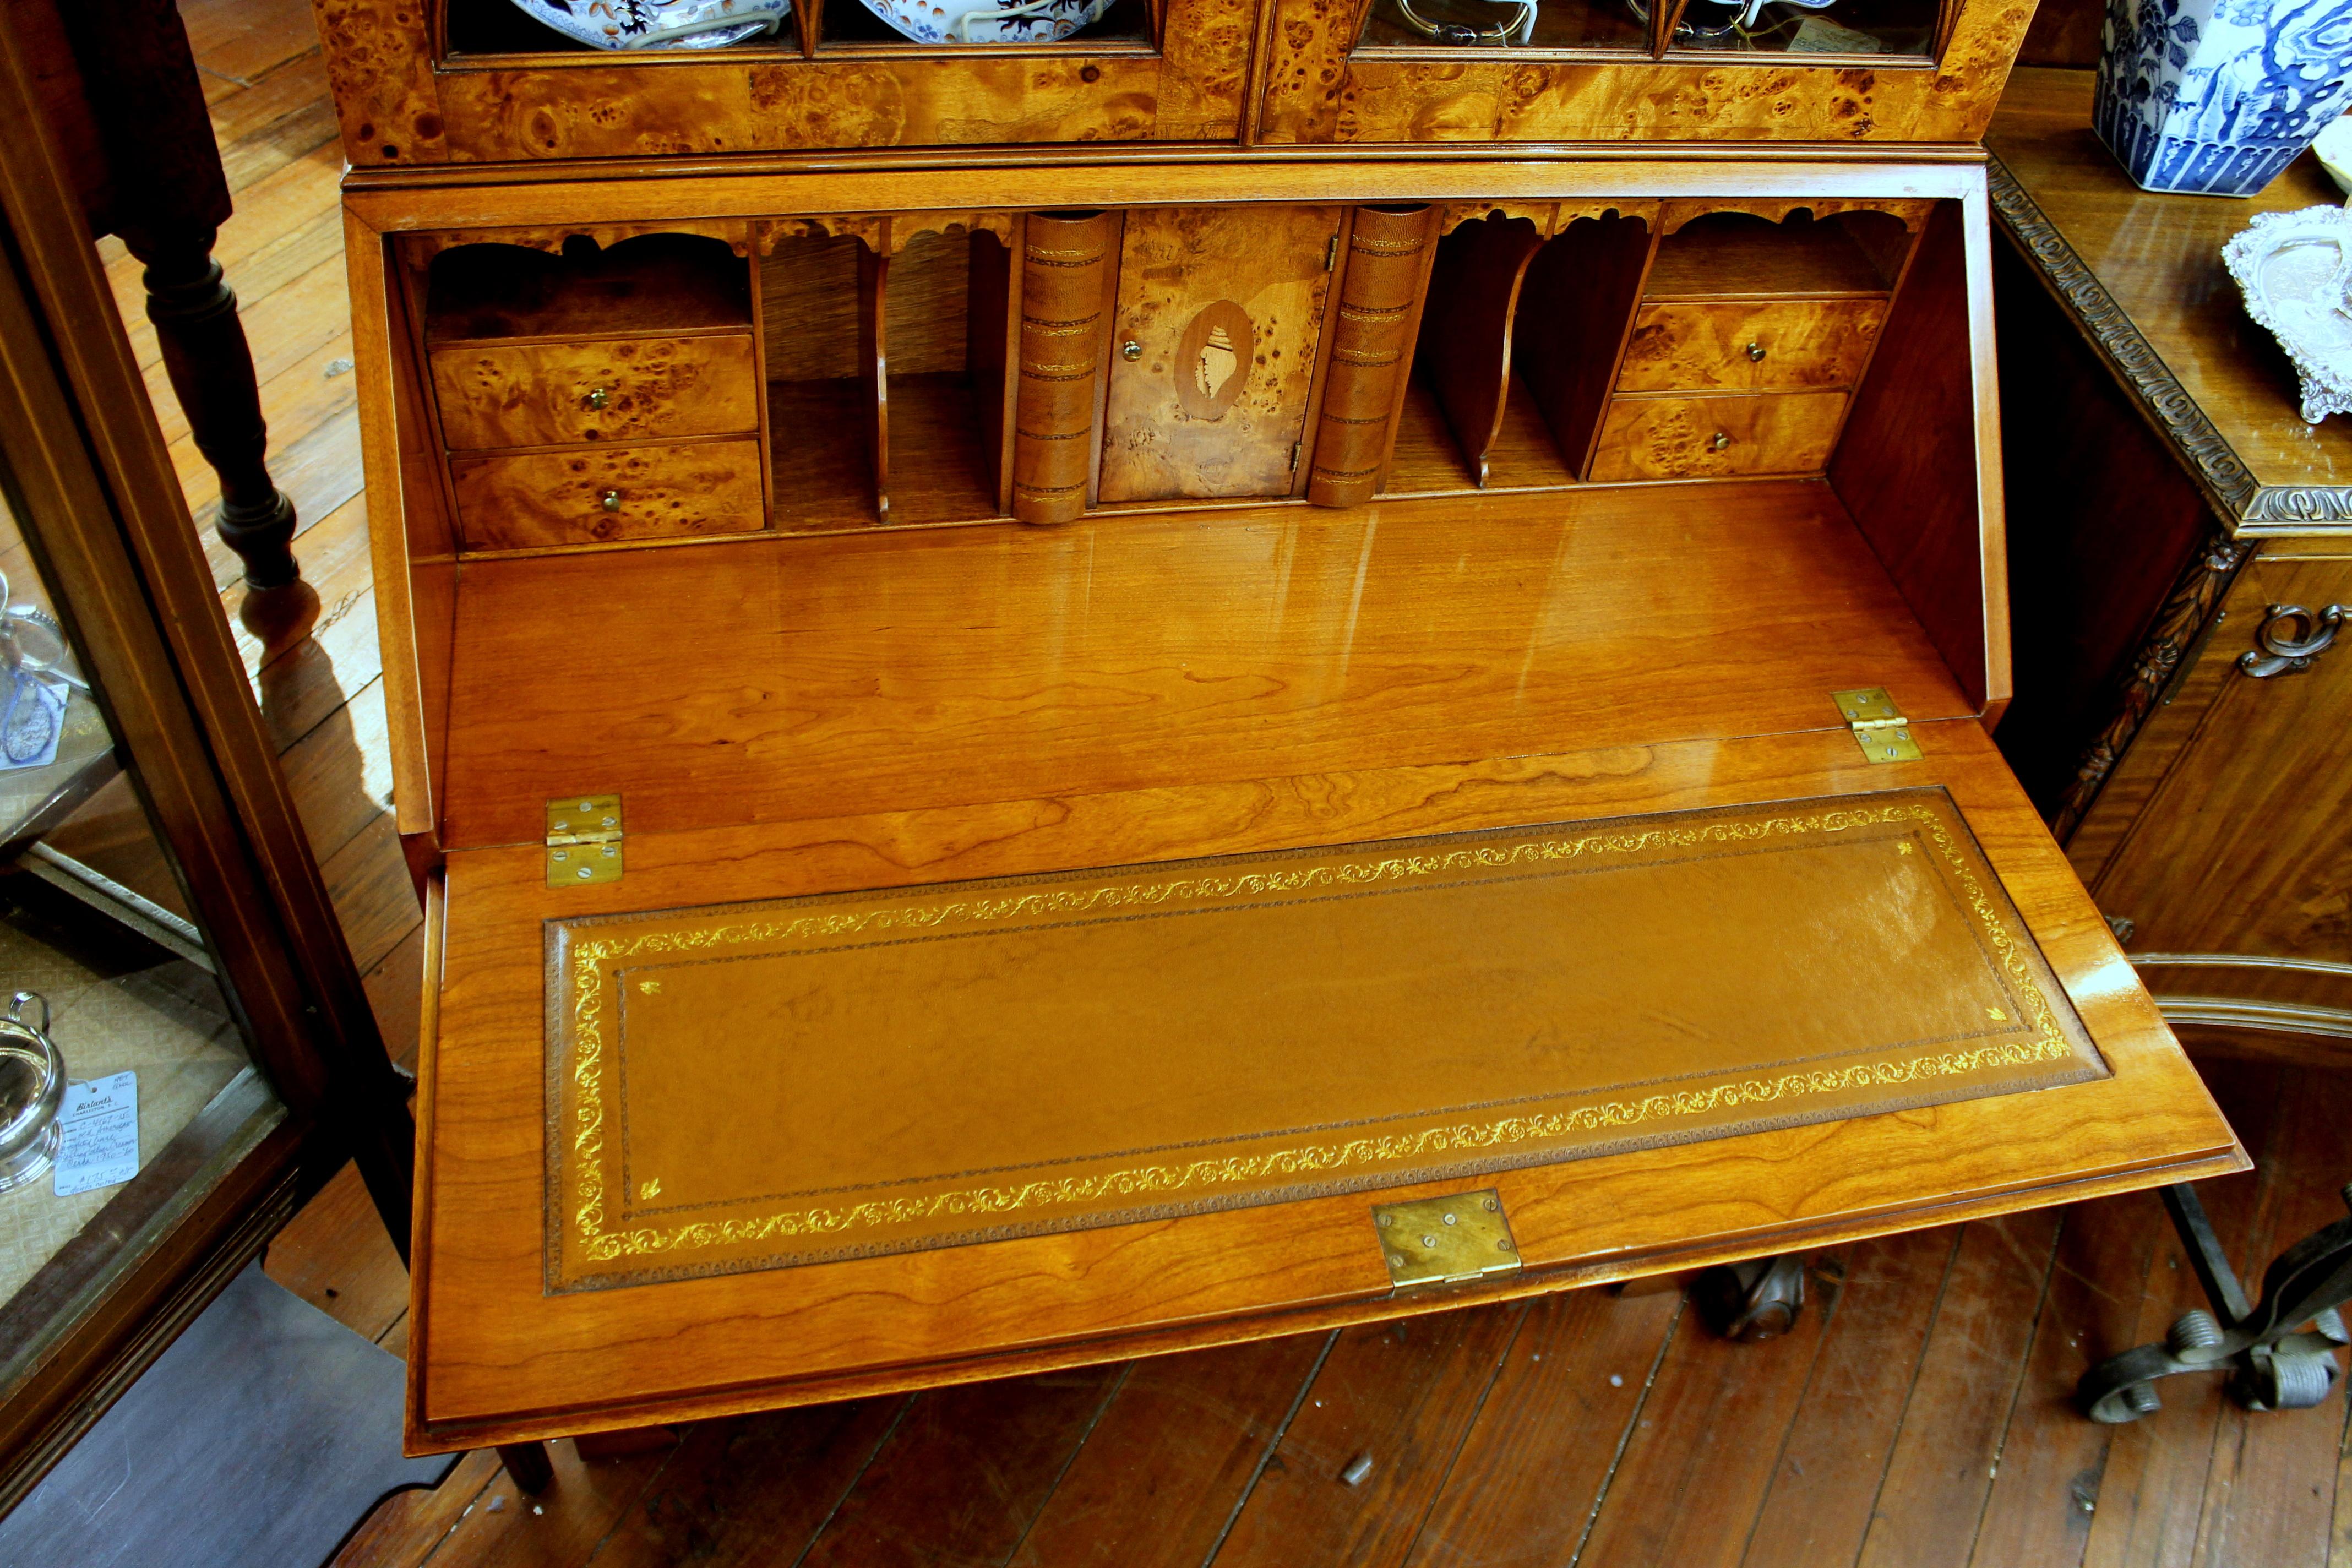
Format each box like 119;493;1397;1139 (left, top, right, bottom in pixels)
308;0;2246;1460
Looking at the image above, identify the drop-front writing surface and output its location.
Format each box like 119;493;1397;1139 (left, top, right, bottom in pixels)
415;693;2237;1449
399;475;2237;1450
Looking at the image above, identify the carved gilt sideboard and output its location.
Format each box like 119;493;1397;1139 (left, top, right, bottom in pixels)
307;0;2244;1459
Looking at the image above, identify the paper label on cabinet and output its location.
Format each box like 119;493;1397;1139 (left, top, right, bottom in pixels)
55;1071;138;1196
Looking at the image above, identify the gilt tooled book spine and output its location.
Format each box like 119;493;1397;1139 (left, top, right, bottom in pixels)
1011;212;1118;525
1307;207;1434;509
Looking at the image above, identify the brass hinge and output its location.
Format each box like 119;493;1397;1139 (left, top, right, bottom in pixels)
1289;440;1303;474
1832;688;1924;764
1325;233;1340;271
1371;1189;1521;1289
546;793;623;887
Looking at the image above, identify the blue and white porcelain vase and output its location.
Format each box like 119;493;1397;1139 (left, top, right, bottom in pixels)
2094;0;2352;196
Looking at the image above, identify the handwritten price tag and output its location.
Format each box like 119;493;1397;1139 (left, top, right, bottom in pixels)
55;1071;137;1196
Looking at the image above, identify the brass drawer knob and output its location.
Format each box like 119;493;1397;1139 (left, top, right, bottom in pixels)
1746;341;1766;362
1121;341;1143;362
1709;431;1731;452
584;386;611;411
600;489;622;513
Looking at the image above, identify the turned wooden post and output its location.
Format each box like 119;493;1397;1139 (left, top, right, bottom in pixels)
124;232;301;589
39;0;306;595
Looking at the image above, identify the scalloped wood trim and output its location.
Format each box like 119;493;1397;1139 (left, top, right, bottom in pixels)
405;220;754;262
1658;198;1935;236
754;213;1019;256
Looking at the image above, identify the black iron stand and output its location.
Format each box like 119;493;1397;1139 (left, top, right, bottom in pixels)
2078;1182;2352;1423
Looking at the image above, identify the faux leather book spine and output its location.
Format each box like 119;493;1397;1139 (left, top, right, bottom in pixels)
1308;206;1433;509
1012;211;1118;525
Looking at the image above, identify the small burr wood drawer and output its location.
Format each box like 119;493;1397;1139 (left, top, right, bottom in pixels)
1614;301;1888;394
1587;392;1847;482
429;335;760;451
449;440;765;551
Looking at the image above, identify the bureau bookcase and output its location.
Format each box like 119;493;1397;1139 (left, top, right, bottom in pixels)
315;0;2241;1457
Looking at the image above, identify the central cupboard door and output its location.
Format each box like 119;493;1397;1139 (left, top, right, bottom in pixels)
1097;207;1344;503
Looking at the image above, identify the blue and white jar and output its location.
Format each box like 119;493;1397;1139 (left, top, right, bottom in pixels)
2094;0;2352;196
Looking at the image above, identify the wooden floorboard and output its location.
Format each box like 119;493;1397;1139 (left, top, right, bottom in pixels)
2080;1065;2288;1568
123;6;2352;1565
1574;1254;1844;1568
799;1370;1126;1568
1855;1212;2066;1568
1008;1334;1331;1568
1215;1306;1527;1568
1741;1226;1960;1568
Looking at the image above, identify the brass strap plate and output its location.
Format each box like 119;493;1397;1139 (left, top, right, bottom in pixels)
546;794;623;888
1833;688;1925;764
1372;1189;1521;1289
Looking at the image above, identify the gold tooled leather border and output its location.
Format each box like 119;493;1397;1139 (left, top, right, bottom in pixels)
543;788;2100;1292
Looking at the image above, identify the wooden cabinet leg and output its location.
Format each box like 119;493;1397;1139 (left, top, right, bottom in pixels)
123;230;302;591
497;1441;555;1493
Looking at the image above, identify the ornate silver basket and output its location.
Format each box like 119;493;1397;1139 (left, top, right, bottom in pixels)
2223;205;2352;425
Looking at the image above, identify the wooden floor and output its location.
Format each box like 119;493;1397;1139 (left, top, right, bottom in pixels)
133;5;2352;1562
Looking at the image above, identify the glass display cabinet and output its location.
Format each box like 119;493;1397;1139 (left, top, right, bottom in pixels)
310;0;2028;160
0;28;413;1510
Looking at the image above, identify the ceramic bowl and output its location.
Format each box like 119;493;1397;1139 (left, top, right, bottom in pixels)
507;0;789;50
853;0;1115;45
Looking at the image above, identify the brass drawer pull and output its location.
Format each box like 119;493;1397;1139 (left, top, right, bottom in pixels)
1746;341;1767;362
2240;603;2344;678
1709;431;1731;452
601;489;622;513
584;386;611;411
1121;340;1144;362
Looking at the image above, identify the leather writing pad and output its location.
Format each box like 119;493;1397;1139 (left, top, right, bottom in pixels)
544;788;2104;1292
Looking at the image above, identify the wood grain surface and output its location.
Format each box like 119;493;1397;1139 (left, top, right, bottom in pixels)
429;335;759;450
1616;299;1887;393
313;0;1254;164
435;481;1967;847
423;237;752;346
410;717;2239;1449
449;439;765;549
1097;205;1340;503
2088;550;2352;970
1412;215;1544;489
1646;215;1896;301
1588;390;1846;480
1253;0;2034;144
1514;210;1654;479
